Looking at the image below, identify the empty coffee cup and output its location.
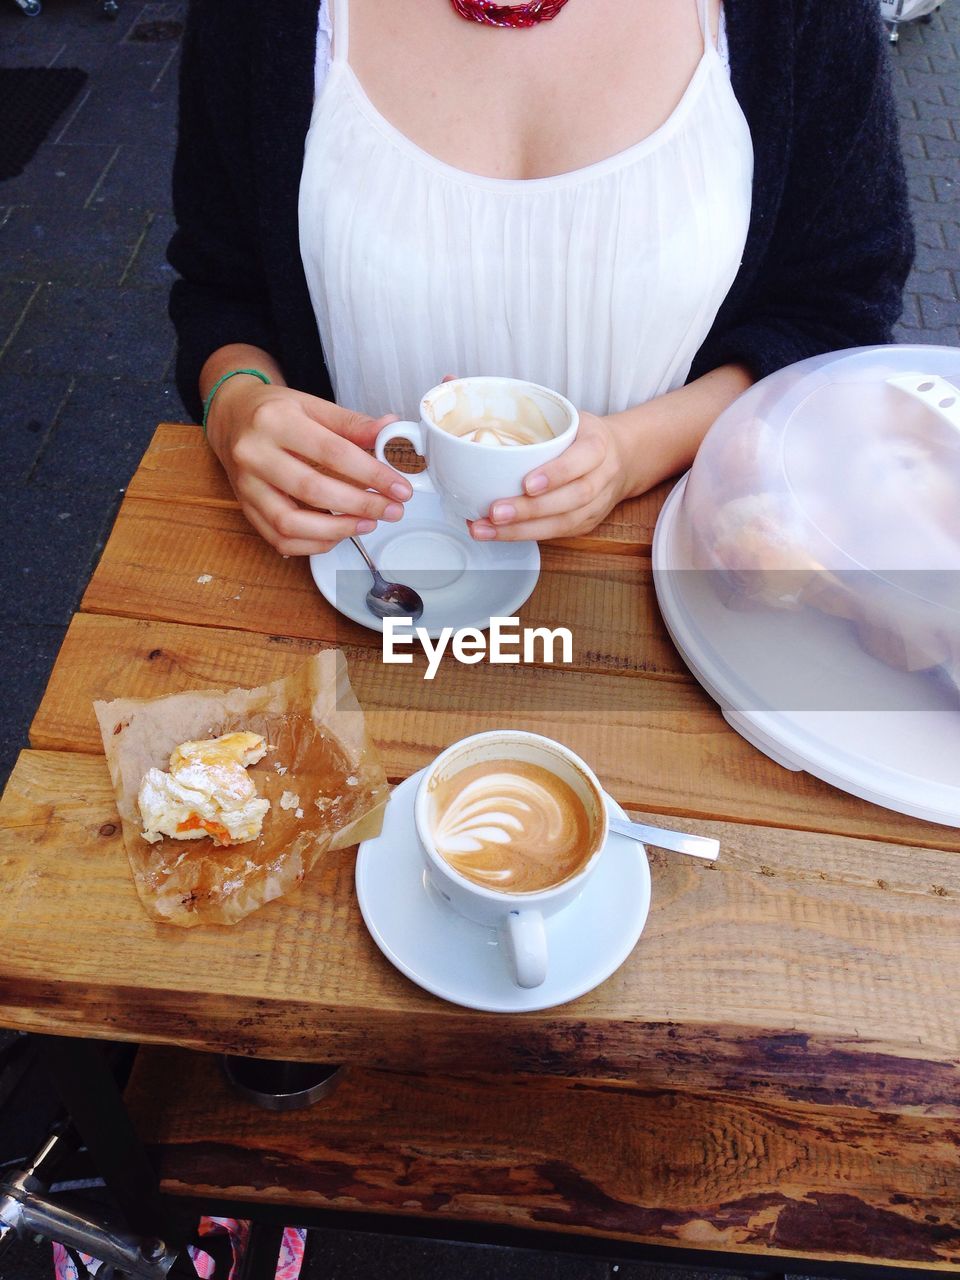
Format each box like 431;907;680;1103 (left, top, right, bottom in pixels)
375;377;579;523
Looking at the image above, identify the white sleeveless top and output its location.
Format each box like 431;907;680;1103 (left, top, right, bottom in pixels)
299;0;753;421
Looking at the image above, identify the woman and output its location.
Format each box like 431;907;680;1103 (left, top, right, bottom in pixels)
168;0;913;555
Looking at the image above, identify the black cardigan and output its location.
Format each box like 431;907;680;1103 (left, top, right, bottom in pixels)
168;0;914;424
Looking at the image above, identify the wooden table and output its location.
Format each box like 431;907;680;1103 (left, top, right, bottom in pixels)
2;424;959;1272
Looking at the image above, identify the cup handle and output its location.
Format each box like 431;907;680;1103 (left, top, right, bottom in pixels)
503;909;547;988
374;421;435;494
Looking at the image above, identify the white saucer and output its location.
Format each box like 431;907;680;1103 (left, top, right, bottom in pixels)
356;769;651;1013
310;490;540;639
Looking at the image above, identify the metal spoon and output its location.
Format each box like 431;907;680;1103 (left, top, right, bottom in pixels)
349;536;424;622
608;816;719;861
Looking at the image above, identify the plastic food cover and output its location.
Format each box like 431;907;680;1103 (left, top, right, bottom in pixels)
880;0;943;23
654;345;960;825
95;650;389;927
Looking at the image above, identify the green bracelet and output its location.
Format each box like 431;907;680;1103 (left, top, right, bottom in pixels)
201;367;272;435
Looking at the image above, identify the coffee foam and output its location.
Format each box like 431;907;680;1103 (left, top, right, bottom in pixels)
431;385;555;448
430;759;593;893
452;416;553;447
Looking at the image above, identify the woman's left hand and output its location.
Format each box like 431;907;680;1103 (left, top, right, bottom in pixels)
469;412;632;542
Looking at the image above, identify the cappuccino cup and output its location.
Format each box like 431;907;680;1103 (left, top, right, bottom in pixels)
414;731;608;989
375;377;579;523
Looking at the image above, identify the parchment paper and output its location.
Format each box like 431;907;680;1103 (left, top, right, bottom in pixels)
94;650;388;927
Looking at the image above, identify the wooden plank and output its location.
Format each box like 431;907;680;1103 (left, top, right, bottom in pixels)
81;497;680;679
551;484;667;556
3;750;959;1102
31;614;960;850
127;423;665;554
126;423;236;508
124;1046;960;1268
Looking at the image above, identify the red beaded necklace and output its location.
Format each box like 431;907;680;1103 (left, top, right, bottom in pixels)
450;0;573;28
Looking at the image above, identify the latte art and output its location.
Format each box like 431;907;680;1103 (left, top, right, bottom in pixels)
430;760;593;893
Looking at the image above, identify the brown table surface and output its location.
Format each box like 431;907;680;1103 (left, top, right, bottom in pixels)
2;424;959;1269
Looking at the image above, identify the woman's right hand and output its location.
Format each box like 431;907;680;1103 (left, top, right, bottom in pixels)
205;376;412;556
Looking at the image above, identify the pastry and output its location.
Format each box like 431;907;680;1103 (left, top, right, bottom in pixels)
138;730;270;847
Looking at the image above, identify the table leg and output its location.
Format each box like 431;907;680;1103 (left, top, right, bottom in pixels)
0;1033;36;1112
34;1035;179;1245
236;1222;286;1280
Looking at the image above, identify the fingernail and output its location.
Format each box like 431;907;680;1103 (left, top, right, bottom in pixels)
384;502;404;521
357;519;377;534
525;473;548;495
472;522;496;541
390;481;412;500
491;502;516;524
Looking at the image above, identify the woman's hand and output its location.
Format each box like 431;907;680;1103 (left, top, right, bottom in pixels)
205;376;412;556
469;412;635;543
467;362;755;543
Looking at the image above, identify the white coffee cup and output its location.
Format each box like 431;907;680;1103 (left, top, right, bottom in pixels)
414;730;609;989
375;377;579;523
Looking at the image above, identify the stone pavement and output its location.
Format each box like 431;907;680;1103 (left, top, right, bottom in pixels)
0;3;958;1277
887;4;960;346
1;0;188;795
